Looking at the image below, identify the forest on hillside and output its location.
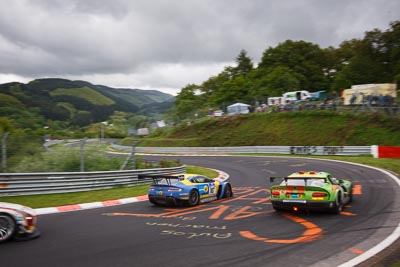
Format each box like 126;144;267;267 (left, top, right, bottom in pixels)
171;21;400;121
0;78;174;133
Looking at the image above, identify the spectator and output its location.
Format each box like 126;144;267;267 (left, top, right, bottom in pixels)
350;93;357;105
378;94;384;107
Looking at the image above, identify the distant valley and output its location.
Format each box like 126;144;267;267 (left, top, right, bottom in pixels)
0;78;175;128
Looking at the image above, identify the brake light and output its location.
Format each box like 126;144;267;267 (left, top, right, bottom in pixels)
312;192;328;197
271;191;280;196
168;188;182;192
25;216;35;227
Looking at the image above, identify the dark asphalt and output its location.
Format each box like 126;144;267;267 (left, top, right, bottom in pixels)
1;156;399;267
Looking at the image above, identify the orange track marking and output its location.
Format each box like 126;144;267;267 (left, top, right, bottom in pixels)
349;247;364;254
239;213;323;243
353;185;362;195
340;211;357;216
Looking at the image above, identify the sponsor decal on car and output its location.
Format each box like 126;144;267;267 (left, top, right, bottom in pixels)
200;196;217;203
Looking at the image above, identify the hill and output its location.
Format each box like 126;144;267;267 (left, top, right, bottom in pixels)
139;111;400;146
0;78;174;128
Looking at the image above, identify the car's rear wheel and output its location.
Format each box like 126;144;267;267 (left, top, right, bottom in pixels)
348;187;353;203
272;205;283;212
223;184;233;198
0;214;16;243
188;190;200;206
332;194;343;214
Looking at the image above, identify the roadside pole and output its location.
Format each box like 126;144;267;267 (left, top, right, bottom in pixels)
80;138;87;172
120;140;141;170
1;132;9;173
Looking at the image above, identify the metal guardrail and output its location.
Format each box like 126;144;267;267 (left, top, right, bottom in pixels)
1;145;372;197
112;145;372;156
0;166;185;197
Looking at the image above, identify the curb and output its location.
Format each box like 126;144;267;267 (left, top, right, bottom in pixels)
34;169;229;215
35;195;149;215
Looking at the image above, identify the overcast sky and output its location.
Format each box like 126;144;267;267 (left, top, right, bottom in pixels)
0;0;398;95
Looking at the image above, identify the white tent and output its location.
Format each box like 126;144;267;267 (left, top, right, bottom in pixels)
227;103;250;115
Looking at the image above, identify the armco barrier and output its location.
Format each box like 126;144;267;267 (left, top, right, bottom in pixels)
0;145;375;197
0;166;185;197
112;145;372;156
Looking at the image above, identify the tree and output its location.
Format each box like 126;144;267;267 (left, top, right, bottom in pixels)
171;21;399;114
199;51;254;107
332;22;400;88
212;75;253;105
0;117;14;133
234;49;254;76
382;21;400;81
200;71;231;105
173;84;202;121
258;40;329;91
252;66;301;98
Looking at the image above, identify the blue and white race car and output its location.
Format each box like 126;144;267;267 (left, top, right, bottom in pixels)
141;174;233;206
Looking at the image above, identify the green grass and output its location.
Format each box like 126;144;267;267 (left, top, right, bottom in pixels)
140;111;400;146
0;185;150;209
186;165;218;177
0;165;219;208
51;86;115;106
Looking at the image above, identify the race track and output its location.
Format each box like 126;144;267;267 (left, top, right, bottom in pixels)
1;156;399;267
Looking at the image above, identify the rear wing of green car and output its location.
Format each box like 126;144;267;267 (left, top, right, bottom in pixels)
269;177;332;187
270;177;284;182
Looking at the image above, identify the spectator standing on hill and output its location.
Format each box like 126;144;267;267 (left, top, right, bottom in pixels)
350;92;357;105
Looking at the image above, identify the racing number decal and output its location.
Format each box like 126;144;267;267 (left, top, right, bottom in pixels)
203;183;216;195
209;183;216;195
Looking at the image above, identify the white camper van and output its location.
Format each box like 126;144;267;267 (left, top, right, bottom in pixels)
283;90;312;103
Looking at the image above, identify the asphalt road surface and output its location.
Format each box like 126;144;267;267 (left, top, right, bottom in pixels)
1;156;399;267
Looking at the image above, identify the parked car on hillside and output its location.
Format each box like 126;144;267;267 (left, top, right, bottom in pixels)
213;110;224;117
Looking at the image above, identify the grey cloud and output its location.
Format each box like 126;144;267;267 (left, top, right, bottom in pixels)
0;0;398;90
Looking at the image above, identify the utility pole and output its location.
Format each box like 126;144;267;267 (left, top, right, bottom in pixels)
100;123;104;143
131;140;140;169
1;132;9;173
80;138;87;172
120;140;141;170
100;121;107;143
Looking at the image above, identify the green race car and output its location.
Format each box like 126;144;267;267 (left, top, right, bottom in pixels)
269;171;353;213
